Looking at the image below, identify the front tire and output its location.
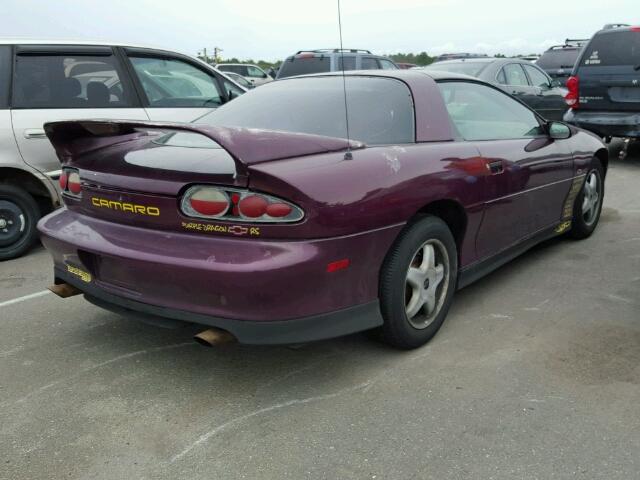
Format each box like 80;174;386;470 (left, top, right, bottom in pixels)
379;216;458;349
0;185;40;261
570;158;604;240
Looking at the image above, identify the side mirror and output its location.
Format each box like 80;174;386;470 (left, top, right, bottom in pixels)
548;121;571;139
550;79;562;88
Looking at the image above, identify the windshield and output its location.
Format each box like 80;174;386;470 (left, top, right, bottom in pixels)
581;31;640;67
425;62;488;77
198;76;415;145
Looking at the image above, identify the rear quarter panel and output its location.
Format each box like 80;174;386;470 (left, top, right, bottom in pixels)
249;141;487;266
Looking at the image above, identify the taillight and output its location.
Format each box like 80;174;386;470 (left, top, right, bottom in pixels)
59;171;68;190
60;168;82;197
565;75;579;108
181;186;304;223
189;188;229;217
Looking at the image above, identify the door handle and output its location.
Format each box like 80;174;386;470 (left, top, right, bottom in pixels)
488;160;504;174
24;129;47;139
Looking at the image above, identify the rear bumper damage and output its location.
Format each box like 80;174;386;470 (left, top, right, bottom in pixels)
564;109;640;138
38;208;401;344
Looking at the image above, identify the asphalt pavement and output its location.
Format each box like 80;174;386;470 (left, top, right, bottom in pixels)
1;141;639;480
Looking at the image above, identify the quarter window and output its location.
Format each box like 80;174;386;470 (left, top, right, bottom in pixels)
501;64;529;86
438;81;544;141
379;59;398;70
523;64;551;88
13;54;133;108
129;56;223;107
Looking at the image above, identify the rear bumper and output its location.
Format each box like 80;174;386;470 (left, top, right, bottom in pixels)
38;208;402;343
55;266;381;344
564;109;640;138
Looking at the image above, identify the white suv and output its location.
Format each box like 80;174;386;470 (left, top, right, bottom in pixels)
0;40;246;260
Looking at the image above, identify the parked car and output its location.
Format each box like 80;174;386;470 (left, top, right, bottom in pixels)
219;71;255;89
39;70;607;349
397;62;417;69
216;64;273;87
563;24;640;145
433;53;489;62
422;58;568;120
536;39;589;85
276;49;398;79
0;39;246;260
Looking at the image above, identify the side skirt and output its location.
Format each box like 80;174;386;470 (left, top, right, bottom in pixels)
457;224;563;290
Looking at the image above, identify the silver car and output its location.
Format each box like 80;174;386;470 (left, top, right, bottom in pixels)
0;40;247;260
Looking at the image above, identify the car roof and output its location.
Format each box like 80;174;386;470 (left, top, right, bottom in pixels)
0;37;187;54
285;69;478;82
218;63;260;67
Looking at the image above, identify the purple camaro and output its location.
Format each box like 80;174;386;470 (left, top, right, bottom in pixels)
38;71;607;349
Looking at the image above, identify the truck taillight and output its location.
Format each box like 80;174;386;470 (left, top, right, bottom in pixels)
181;186;304;223
565;75;579;108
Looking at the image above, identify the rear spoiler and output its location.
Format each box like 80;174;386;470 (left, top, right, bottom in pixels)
44;119;365;179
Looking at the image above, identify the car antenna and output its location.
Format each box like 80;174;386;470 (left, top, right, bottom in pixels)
337;0;353;160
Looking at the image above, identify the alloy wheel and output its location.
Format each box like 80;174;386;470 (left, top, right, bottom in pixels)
404;239;450;329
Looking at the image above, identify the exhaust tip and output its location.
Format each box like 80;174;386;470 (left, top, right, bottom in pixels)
48;282;82;298
194;328;236;347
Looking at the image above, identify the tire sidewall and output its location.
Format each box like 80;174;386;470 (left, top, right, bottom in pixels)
0;185;40;260
571;159;604;239
379;216;458;349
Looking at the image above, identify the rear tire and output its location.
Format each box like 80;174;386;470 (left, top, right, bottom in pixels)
379;216;458;349
570;158;604;240
0;185;40;261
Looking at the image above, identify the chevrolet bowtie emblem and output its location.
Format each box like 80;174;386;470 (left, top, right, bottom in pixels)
227;225;249;235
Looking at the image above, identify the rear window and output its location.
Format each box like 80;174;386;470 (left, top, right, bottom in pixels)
536;48;582;70
581;31;640;66
277;56;330;78
199;76;415;145
426;62;488;77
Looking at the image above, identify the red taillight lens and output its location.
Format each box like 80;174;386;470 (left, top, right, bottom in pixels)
67;171;82;194
181;186;303;223
565;75;579;108
238;195;268;218
189;188;229;216
265;203;292;218
59;171;68;190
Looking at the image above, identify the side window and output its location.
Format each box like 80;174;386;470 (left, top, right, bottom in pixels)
361;57;380;70
501;64;529;86
0;46;10;108
523;64;551;88
129;56;223;107
246;66;265;78
379;59;397;70
438;81;544;141
13;54;133;109
337;56;356;71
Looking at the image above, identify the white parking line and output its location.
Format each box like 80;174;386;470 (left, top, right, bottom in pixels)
0;290;52;308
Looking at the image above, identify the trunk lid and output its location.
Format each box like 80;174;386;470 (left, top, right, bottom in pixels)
44;120;361;230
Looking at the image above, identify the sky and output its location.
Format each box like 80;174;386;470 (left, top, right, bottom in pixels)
3;0;639;61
